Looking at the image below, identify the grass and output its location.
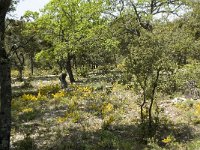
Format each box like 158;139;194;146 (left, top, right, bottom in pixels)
10;70;200;150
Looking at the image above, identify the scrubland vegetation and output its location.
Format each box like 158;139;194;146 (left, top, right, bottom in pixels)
10;68;200;150
1;0;200;149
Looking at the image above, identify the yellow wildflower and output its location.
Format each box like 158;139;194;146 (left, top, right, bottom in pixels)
21;94;37;101
195;103;200;115
52;90;65;99
22;108;33;113
57;117;66;123
102;103;114;114
162;135;173;144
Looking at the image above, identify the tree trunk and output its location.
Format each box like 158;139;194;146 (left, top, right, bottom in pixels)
0;63;12;150
148;70;160;132
30;55;34;75
140;88;146;124
139;78;147;124
57;60;63;72
0;1;12;149
17;66;23;81
65;54;75;83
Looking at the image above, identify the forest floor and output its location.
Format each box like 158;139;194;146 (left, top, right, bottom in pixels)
11;71;200;150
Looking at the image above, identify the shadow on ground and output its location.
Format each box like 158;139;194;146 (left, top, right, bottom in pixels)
12;121;195;150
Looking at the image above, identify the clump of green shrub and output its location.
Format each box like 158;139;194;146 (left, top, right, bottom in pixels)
76;66;90;77
13;136;37;150
38;84;60;96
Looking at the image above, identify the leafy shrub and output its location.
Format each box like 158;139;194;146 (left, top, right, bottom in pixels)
175;62;200;97
76;66;89;77
21;81;33;88
98;130;117;149
13;136;37;150
19;108;38;121
67;97;78;108
187;139;200;149
38;84;60;96
12;98;24;112
11;69;19;78
97;65;112;74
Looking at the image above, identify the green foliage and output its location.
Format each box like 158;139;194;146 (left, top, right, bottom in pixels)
11;73;200;150
13;136;37;150
187;139;200;150
19;108;39;121
38;84;60;96
175;62;200;91
125;28;175;128
9;1;200;150
35;49;55;66
76;66;89;77
32;0;107;68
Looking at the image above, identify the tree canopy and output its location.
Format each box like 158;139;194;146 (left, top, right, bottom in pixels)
4;0;200;149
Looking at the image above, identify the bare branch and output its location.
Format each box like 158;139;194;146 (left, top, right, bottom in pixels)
8;35;36;56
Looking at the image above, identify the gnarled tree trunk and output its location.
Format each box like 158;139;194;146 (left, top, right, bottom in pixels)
0;0;12;149
148;70;160;134
65;53;75;83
